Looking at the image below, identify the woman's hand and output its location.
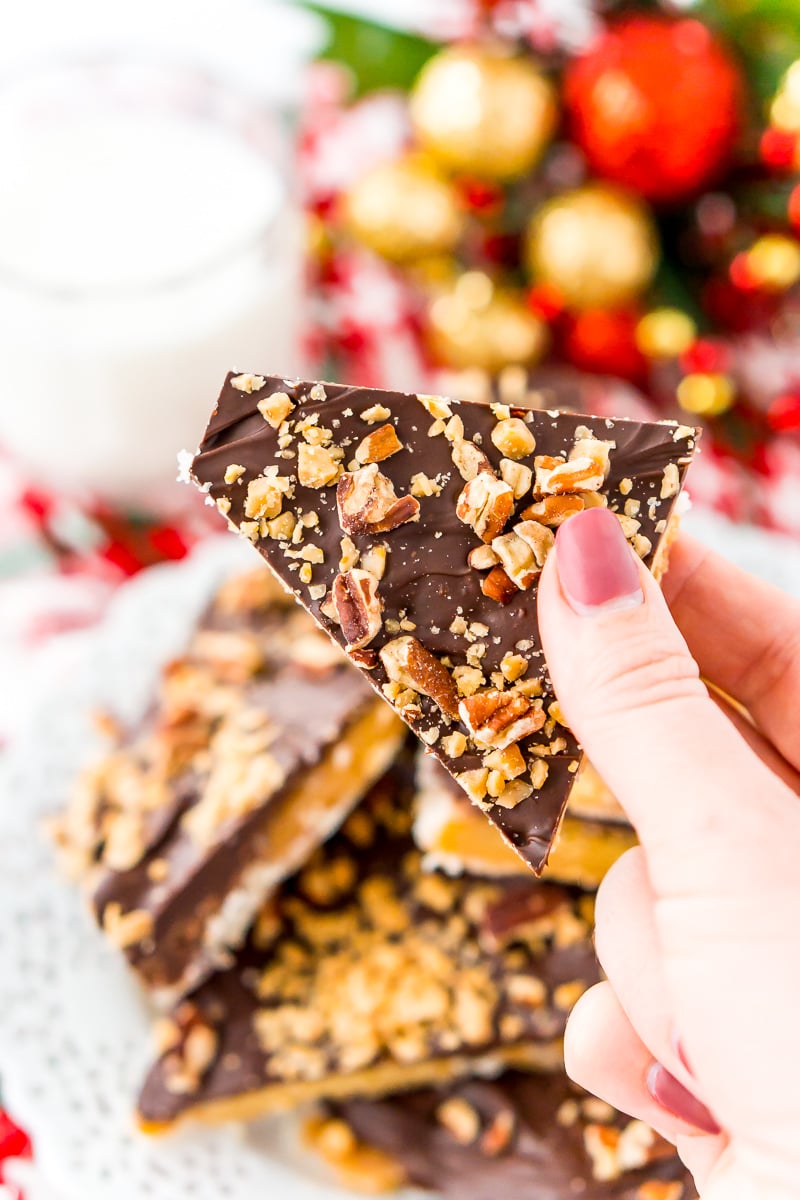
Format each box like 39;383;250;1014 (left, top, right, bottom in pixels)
537;507;800;1199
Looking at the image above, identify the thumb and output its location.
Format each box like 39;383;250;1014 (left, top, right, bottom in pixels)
537;507;796;900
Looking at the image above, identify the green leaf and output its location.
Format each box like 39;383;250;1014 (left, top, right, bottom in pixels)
301;4;440;96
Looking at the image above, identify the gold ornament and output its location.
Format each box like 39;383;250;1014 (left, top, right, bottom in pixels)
526;184;659;311
746;234;800;292
343;156;463;264
771;60;800;134
677;373;735;417
426;272;548;373
410;44;558;181
635;308;696;358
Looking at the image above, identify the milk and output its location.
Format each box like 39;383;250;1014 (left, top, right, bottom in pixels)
0;61;303;506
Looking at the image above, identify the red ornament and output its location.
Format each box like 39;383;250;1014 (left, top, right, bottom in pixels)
767;393;800;433
760;128;798;172
527;282;564;321
561;308;646;382
680;337;730;375
789;185;800;232
454;176;505;217
564;16;743;204
0;1109;32;1182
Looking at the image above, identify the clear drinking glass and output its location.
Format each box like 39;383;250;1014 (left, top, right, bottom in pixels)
0;56;304;508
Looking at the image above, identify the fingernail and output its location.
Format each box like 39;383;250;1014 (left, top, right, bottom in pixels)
555;508;643;617
646;1062;721;1135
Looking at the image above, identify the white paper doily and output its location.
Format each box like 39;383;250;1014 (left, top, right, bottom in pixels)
1;514;799;1200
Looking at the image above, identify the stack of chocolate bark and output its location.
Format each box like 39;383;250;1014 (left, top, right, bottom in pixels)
54;375;701;1198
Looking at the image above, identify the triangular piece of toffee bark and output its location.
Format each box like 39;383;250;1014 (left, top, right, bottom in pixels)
191;374;698;873
137;762;599;1130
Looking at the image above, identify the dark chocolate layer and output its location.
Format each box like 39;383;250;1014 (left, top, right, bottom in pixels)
191;375;697;871
138;761;600;1126
334;1071;698;1200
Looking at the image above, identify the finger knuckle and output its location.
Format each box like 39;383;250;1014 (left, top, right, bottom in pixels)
576;628;704;726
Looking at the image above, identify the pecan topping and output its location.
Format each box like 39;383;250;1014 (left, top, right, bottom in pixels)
490;531;538;589
379;636;459;718
521;493;585;525
456;473;514;543
459;688;546;749
451;437;493;481
355;423;403;465
534;454;606;496
437;1097;480;1145
298;443;342;489
468;544;500;570
332;569;383;650
481;565;519;605
337;464;420;535
491;417;536;460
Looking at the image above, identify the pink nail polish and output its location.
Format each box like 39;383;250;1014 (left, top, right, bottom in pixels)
555;508;643;616
646;1063;721;1136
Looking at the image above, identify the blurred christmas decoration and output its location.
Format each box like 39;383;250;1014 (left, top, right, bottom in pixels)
564;14;743;204
409;43;558;180
301;0;800;537
525;183;658;308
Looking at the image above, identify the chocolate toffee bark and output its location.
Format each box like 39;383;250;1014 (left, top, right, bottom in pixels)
51;568;405;1000
318;1071;697;1199
415;753;636;888
137;764;600;1130
191;374;697;872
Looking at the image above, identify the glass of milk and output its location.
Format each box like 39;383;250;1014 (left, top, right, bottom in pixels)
0;56;304;508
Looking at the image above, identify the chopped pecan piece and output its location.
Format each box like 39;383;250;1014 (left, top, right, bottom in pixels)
468;544;500;570
337;464;420;536
490;531;540;589
355;423;403;464
521;493;585;526
451;438;493;481
379;636;459;719
437;1097;481;1145
481;565;519;605
332;569;384;650
459;688;546;750
534;454;606;495
298;443;341;489
456;473;514;543
490;417;536;460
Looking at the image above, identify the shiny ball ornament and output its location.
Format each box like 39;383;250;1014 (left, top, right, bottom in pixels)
426;272;549;373
343;157;463;264
677;372;735;417
745;235;800;292
526;184;659;311
771;61;800;134
635;308;697;358
409;45;558;181
563;308;645;382
565;16;742;204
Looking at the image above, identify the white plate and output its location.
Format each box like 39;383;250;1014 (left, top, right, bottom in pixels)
0;535;419;1200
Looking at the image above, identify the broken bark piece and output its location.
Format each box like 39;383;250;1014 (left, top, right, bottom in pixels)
323;1070;697;1199
50;567;405;1000
137;763;599;1130
190;375;698;873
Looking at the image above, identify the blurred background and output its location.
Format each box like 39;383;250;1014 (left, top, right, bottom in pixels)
2;0;800;734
